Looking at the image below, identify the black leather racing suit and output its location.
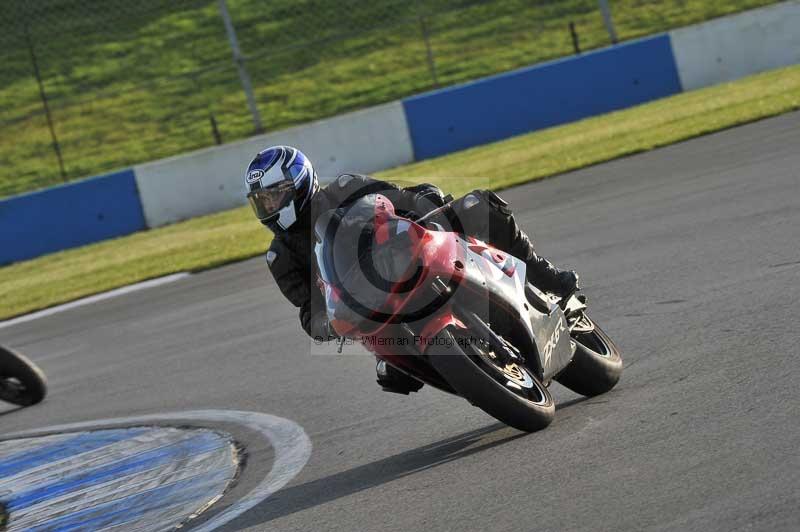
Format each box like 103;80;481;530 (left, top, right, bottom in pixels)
266;174;574;341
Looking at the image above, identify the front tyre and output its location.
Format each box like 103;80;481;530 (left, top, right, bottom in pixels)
0;346;47;406
427;327;554;432
556;316;622;397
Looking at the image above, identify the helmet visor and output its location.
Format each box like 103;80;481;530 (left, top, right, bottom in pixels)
247;180;296;221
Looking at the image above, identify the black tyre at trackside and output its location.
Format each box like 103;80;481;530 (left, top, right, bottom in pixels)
0;345;47;406
556;318;622;397
427;327;555;432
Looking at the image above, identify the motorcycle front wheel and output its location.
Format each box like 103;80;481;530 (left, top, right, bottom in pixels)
427;327;554;432
0;346;47;406
555;315;622;397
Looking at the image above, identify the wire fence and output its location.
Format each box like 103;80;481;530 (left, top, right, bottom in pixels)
0;0;782;198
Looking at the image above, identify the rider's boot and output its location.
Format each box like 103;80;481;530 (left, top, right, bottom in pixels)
376;360;424;395
514;237;580;298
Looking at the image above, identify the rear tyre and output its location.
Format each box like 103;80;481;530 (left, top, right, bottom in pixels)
0;346;47;406
556;317;622;397
427;327;554;432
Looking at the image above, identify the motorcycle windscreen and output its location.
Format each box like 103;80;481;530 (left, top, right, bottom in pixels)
319;216;422;324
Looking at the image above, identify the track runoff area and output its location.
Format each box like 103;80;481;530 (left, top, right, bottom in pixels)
1;112;798;531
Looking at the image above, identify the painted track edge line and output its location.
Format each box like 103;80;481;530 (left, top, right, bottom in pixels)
0;272;190;329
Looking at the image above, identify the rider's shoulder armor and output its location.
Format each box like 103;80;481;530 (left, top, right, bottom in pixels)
319;174;399;211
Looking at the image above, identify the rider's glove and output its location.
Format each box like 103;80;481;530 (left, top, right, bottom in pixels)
310;311;338;343
301;302;338;342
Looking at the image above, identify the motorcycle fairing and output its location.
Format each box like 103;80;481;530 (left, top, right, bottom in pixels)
314;194;573;386
454;238;574;381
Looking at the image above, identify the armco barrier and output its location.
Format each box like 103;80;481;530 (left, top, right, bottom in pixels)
0;169;145;265
134;101;414;228
670;1;800;91
402;34;682;160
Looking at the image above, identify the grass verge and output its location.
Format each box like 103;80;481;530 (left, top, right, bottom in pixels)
2;64;799;320
0;0;781;197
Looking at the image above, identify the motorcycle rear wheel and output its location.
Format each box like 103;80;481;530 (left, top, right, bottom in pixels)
555;316;622;397
0;346;47;406
427;327;554;432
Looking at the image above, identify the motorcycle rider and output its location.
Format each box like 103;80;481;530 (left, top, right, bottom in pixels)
245;145;579;394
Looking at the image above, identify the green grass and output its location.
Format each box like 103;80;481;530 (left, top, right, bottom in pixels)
0;0;782;198
2;64;799;321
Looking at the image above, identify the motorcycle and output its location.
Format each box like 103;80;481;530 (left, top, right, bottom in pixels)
0;345;47;407
314;194;622;432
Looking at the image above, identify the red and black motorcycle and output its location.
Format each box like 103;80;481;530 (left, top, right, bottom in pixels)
314;194;621;432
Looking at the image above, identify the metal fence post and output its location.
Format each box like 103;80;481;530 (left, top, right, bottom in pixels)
598;0;618;44
569;22;581;54
218;0;264;133
24;23;67;182
419;16;440;88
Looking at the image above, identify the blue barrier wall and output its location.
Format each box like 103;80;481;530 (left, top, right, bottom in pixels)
0;169;145;265
402;34;682;160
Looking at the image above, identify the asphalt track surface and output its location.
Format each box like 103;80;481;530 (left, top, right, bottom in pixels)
2;112;799;531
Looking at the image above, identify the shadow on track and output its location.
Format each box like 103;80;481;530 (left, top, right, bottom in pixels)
0;405;23;417
228;421;526;530
555;396;590;410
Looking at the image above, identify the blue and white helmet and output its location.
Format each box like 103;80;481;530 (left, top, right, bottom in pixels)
245;145;319;231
